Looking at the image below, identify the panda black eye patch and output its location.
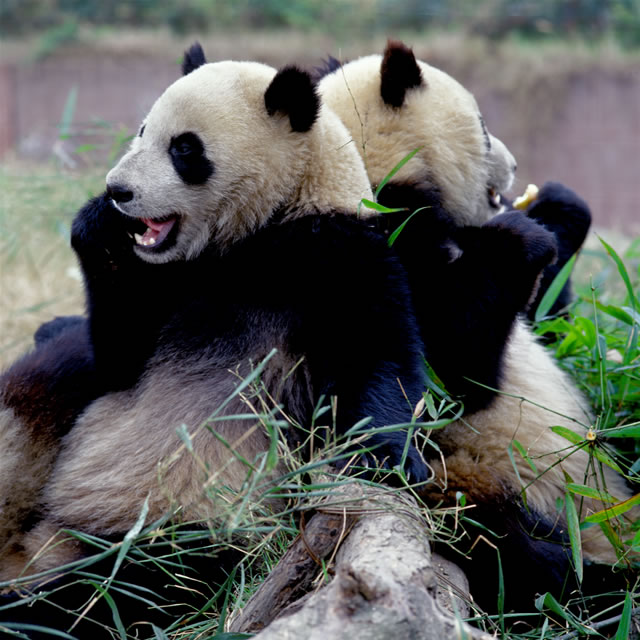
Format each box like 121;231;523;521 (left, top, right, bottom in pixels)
169;132;214;185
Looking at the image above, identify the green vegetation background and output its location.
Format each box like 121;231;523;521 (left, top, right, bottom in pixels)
2;0;640;49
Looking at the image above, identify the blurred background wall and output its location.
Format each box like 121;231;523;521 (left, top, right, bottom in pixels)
1;0;639;230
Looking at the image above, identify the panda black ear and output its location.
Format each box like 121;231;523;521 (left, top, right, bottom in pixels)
380;40;424;108
182;42;207;76
264;66;320;133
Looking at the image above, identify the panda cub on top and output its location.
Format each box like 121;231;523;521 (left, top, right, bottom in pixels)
0;44;559;633
318;40;635;611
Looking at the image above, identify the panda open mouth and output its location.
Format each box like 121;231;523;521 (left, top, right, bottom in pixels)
131;215;179;251
488;188;502;211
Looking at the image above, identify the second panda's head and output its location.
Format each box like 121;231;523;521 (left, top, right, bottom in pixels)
318;40;517;226
106;44;372;264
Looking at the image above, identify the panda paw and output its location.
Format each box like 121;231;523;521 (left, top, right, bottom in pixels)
523;181;592;256
34;315;87;347
346;431;429;486
484;210;558;274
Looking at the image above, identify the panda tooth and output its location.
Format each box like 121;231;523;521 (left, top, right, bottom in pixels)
146;237;156;246
134;232;144;245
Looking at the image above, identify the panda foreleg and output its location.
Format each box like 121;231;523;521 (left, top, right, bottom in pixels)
413;210;558;412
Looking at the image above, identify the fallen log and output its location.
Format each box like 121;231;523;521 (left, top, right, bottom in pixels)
229;483;488;640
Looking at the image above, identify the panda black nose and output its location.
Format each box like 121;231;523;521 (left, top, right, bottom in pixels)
107;184;134;204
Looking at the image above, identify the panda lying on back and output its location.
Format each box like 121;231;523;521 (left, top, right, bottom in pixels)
0;46;562;633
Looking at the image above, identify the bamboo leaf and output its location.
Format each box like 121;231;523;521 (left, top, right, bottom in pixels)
535;253;577;321
595;301;635;325
599;236;638;312
564;493;583;583
388;208;429;247
590;445;625;474
584;492;640;523
360;198;406;214
614;591;632;640
513;438;538;474
600;422;640;438
550;426;585;446
534;592;589;632
566;483;617;503
374;147;421;198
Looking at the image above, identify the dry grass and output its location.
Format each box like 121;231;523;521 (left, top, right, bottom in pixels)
0;161;103;368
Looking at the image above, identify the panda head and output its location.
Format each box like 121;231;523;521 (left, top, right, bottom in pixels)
106;43;373;264
318;40;517;225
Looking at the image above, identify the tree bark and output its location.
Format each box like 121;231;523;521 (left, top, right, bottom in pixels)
229;484;488;640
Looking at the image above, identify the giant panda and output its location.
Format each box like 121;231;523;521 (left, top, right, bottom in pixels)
0;52;430;634
317;41;592;321
317;41;635;611
0;46;562;635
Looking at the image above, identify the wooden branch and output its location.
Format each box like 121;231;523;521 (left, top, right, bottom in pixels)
229;505;358;633
229;484;488;640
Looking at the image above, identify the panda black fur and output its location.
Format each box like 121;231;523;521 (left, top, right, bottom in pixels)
318;41;635;610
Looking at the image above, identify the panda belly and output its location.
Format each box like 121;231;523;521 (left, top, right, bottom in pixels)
2;345;299;581
425;321;634;566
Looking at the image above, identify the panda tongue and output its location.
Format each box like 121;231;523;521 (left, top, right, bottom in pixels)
139;217;175;246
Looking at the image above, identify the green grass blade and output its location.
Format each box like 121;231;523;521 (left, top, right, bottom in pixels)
374;147;421;198
151;625;170;640
595;301;636;325
110;497;150;581
565;482;617;502
584;492;640;523
0;623;77;638
564;492;583;583
614;591;632;640
590;444;625;474
599;236;638;312
90;584;126;639
550;425;584;446
513;438;538;474
534;592;590;633
535;253;577;321
58;86;78;139
600;422;640;438
360;198;406;214
507;442;527;507
387;207;430;247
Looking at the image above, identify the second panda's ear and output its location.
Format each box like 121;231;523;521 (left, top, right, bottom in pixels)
380;40;424;108
264;66;320;133
182;42;207;76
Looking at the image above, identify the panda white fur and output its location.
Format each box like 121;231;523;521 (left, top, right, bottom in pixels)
0;47;438;634
318;41;635;609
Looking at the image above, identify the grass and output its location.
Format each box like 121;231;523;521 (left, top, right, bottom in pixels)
0;161;103;368
0;162;638;638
